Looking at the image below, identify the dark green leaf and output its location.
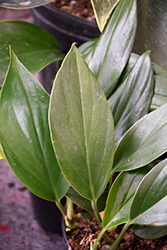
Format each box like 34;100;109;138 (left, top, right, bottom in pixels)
49;45;115;202
113;103;167;172
0;21;63;86
79;0;137;98
133;0;167;68
109;51;154;143
66;188;106;212
150;63;167;111
0;48;69;201
91;0;121;32
130;159;167;226
103;168;149;230
132;224;167;239
0;0;52;8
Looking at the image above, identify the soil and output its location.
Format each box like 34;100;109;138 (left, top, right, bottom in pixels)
67;215;167;250
50;0;95;21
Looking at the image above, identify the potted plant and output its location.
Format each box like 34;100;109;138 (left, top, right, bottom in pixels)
1;0;167;249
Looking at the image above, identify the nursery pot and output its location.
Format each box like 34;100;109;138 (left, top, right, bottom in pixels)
30;4;100;93
30;193;65;235
62;217;72;250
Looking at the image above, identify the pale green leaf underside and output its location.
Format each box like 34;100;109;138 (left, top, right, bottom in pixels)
91;0;121;32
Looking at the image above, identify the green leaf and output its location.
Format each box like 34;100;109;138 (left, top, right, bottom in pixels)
0;47;69;201
79;0;137;98
113;103;167;172
0;0;52;8
91;0;121;32
103;167;149;230
132;224;167;239
150;63;167;111
133;0;167;68
49;45;115;202
66;188;106;212
0;21;63;87
130;159;167;226
0;144;5;159
109;51;154;143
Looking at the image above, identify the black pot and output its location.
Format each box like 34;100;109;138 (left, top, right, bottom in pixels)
31;193;65;235
62;217;72;250
30;4;100;93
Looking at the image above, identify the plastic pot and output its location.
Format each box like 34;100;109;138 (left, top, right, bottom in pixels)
30;193;65;235
30;4;100;93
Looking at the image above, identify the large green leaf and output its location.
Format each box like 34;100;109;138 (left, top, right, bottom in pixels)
0;47;69;201
113;103;167;172
109;51;154;143
49;45;115;202
0;21;63;87
133;0;167;68
130;159;167;226
132;224;167;239
91;0;121;32
79;0;137;98
102;168;149;230
0;0;52;8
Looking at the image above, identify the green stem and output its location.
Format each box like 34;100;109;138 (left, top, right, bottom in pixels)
91;200;102;227
55;200;66;217
111;221;132;250
92;227;107;250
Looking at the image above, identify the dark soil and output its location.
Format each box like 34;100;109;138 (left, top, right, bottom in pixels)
67;216;167;250
50;0;95;21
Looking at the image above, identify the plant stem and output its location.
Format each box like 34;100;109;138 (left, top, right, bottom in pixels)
110;221;132;250
92;227;106;250
55;200;66;217
91;200;102;227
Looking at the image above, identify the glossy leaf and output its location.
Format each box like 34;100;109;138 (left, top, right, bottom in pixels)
132;224;167;239
108;51;154;143
113;103;167;172
79;0;137;98
103;168;149;230
66;188;106;212
130;159;167;226
91;0;120;32
0;48;69;201
133;0;167;68
0;21;63;87
0;0;52;8
49;45;115;202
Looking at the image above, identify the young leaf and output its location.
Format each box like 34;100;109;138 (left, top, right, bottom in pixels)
90;0;121;32
109;51;154;143
0;0;52;8
113;103;167;172
130;159;167;226
133;0;167;68
79;0;137;98
49;45;115;202
0;21;63;87
103;167;149;230
0;47;69;201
